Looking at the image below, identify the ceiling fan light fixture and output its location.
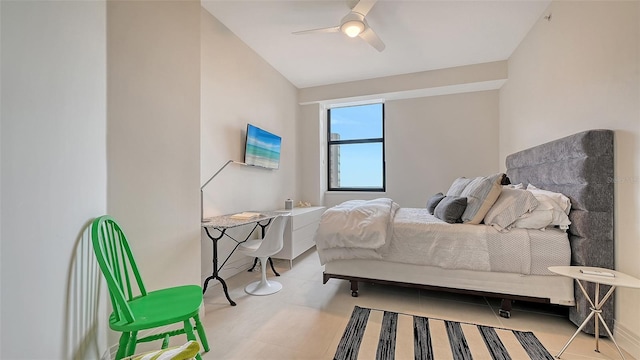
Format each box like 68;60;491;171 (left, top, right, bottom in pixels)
341;20;365;37
293;3;384;52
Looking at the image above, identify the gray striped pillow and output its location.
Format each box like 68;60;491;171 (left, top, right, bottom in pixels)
446;177;472;196
460;173;504;224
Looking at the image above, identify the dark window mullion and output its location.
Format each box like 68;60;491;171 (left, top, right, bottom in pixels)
328;138;383;146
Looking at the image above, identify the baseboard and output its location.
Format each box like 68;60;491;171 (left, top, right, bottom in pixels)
615;320;640;359
201;256;253;288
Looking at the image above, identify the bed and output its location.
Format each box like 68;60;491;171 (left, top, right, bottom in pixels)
317;129;614;334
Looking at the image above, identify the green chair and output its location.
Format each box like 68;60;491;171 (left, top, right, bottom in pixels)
90;215;210;360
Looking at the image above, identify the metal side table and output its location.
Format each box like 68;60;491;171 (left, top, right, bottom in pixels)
549;266;640;359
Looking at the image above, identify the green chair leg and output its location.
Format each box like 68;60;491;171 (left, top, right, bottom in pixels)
194;314;210;352
115;332;130;360
183;319;202;360
162;334;170;349
126;331;138;357
184;319;197;342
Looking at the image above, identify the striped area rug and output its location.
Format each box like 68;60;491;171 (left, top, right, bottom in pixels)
335;306;554;360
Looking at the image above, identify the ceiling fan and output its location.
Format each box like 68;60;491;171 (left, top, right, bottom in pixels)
292;0;385;52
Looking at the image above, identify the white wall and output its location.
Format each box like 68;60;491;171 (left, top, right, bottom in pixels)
297;104;325;206
320;91;500;208
200;9;299;282
1;1;107;358
383;91;499;208
299;89;500;209
500;1;640;357
298;61;507;105
106;0;202;351
107;0;201;292
0;1;3;354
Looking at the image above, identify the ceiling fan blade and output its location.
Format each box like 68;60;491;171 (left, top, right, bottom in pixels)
359;27;385;52
292;26;340;35
351;0;377;16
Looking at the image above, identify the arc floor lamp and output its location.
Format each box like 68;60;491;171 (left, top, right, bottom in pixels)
200;160;247;221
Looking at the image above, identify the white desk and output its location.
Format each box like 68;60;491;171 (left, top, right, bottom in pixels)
548;266;640;359
201;211;284;306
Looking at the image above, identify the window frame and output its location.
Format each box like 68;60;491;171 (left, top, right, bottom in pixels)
326;103;386;192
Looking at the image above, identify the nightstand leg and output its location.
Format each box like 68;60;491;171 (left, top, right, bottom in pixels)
556;310;596;358
595;283;600;352
596;312;626;360
557;282;620;359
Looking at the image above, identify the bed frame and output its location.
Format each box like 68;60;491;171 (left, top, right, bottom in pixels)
322;129;614;333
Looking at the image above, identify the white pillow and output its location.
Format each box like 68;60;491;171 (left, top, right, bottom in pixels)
539;194;571;228
511;193;571;230
484;188;539;231
526;184;571;214
511;200;554;230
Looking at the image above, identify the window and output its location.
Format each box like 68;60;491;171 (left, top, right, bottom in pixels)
327;103;385;191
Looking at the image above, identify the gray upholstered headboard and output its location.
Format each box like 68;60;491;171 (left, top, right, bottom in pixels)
505;129;614;334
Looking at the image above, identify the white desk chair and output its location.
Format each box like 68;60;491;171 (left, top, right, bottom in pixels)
238;215;288;295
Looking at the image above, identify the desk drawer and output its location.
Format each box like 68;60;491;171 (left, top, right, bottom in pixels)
273;207;324;263
290;207;325;230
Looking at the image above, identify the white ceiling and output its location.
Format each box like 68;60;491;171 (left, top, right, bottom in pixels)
201;0;551;89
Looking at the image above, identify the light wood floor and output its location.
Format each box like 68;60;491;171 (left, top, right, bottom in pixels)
198;248;634;360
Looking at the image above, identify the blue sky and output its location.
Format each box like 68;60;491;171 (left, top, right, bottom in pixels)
329;103;384;188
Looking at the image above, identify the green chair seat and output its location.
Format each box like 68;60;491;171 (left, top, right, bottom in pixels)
110;285;203;331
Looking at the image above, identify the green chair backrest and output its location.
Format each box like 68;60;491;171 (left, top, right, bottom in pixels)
91;215;147;324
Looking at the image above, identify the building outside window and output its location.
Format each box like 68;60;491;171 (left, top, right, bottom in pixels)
327;103;385;191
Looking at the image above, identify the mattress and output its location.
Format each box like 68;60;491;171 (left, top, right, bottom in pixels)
318;208;571;276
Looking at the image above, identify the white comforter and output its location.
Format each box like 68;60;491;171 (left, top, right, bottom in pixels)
315;204;571;275
314;198;400;250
